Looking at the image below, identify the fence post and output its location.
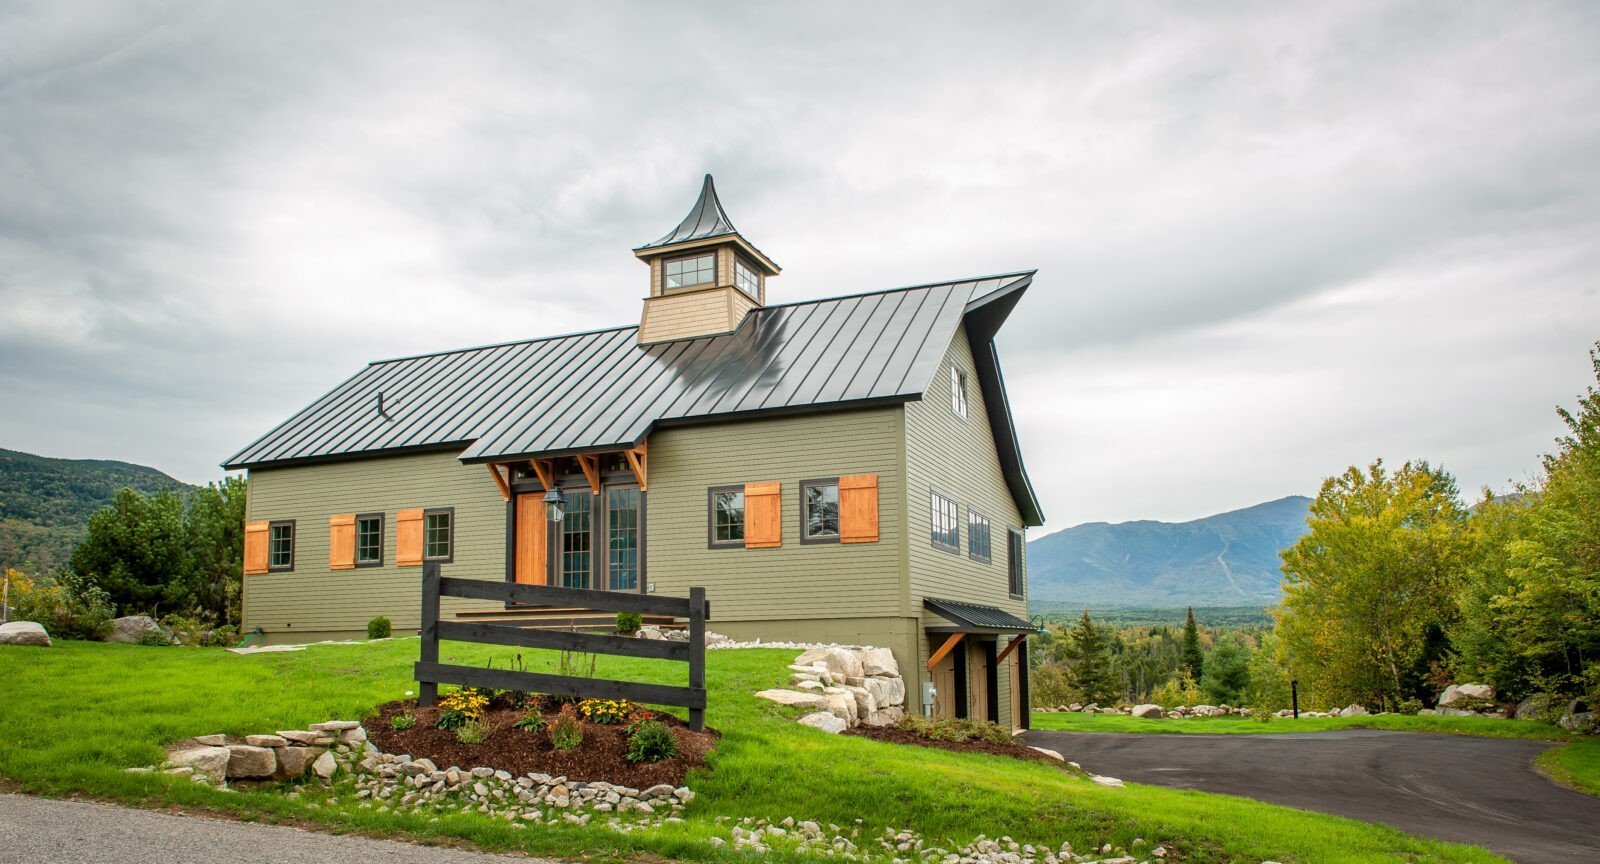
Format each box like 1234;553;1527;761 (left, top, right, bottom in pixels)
419;561;440;707
688;586;706;732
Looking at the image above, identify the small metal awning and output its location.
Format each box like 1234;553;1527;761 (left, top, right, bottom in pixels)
923;597;1035;633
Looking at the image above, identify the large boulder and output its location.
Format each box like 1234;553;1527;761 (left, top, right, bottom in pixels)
858;647;900;678
1131;704;1165;719
1514;694;1558;722
755;689;829;710
1339;704;1369;718
863;675;906;708
226;745;276;778
815;647;864;680
862;706;905;727
823;689;859;725
796;712;848;734
842;684;877;717
1560;710;1598;734
0;621;51;647
107;615;163;644
1439;683;1496;709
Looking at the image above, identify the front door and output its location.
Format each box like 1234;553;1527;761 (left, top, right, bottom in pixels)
514;492;546;585
604;486;641;592
550;486;643;591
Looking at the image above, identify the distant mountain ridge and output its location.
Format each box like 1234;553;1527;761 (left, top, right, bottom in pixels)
0;447;194;574
1026;496;1313;608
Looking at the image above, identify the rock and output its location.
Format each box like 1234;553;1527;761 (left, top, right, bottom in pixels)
797;712;848;734
862;706;905;727
858;647;899;677
313;750;338;778
168;746;230;777
1560;711;1598;733
1439;683;1496;709
107;615;163;644
665;629;689;642
1515;694;1557;722
1131;704;1164;719
637;626;666;640
863;676;906;708
274;746;322;779
755;689;829;709
226;745;276;778
341;726;367;744
310;720;360;732
843;684;877;716
246;734;287;748
825;691;858;725
0;621;51;647
809;647;864;680
1339;704;1368;717
795;680;825;691
1089;774;1124;787
193;734;226;746
1028;746;1065;761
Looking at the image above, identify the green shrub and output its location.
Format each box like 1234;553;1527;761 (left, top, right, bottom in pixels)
161;611;234;647
457;717;494;745
9;569;113;641
135;627;171;646
625;719;679;763
512;711;546;732
550;716;583;750
896;715;1013;746
367;616;391;639
436;709;467;731
390;713;416;731
1397;697;1424;716
615;611;643;634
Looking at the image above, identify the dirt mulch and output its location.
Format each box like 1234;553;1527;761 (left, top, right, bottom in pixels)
367;697;717;788
845;725;1073;769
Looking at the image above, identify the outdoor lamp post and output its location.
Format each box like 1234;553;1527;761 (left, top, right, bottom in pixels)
543;486;565;523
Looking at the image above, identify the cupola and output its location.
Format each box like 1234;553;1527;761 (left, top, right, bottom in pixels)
634;175;780;344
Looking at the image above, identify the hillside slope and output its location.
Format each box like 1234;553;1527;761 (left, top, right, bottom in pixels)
0;447;194;574
1027;496;1312;608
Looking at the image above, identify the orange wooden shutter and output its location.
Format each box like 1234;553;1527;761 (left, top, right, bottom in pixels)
243;520;270;575
396;508;424;566
743;481;782;549
839;474;880;543
514;494;546;584
329;514;356;570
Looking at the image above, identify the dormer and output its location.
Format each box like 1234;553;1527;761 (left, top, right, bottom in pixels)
635;175;780;345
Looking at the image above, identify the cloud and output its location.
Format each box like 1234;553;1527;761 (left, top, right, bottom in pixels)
1;1;1598;529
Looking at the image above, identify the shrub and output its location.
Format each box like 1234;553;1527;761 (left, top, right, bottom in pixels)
578;698;639;725
436;709;467;731
161;610;234;646
550;715;583;750
1396;697;1424;716
9;569;113;641
135;627;172;646
367;616;391;639
457;717;494;745
391;713;416;731
615;611;642;634
896;715;1013;746
512;711;547;732
625;719;679;763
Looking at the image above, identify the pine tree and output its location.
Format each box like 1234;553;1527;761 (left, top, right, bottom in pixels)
1066;610;1118;705
1182;606;1205;683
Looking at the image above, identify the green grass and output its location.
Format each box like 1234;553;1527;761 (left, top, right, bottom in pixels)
0;639;1511;864
1031;710;1574;740
1537;737;1600;797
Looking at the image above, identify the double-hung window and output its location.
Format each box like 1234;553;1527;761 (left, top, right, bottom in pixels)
664;253;715;290
950;366;969;419
708;485;745;548
355;514;383;567
268;520;295;571
423;508;453;562
930;490;960;553
801;478;840;543
967;510;992;563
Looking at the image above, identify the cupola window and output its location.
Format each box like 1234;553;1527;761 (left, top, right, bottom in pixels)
664;253;716;290
734;257;760;297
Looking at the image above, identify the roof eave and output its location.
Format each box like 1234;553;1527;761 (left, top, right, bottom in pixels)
962;272;1046;527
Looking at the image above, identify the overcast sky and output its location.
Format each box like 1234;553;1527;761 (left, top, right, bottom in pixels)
3;1;1597;531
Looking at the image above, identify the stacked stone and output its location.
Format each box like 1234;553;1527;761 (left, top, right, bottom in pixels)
158;720;366;785
756;646;908;733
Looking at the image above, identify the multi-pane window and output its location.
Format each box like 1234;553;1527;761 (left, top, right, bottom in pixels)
967;510;992;563
802;479;840;543
356;514;383;567
709;486;745;547
560;492;592;588
423;509;453;561
607;488;640;591
930;490;960;553
950;366;969;419
1008;528;1026;597
734;257;760;297
664;253;715;290
268;521;295;571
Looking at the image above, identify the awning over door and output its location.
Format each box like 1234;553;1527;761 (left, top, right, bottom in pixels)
922;597;1036;633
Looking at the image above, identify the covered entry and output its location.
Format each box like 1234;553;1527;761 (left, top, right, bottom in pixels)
923;597;1035;728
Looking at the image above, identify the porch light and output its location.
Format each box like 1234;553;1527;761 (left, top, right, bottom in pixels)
543;486;565;523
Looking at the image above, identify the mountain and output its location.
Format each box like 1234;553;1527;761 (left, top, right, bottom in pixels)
0;447;195;575
1026;496;1313;609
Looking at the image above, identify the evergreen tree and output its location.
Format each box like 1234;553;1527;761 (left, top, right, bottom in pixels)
1065;610;1119;704
1181;606;1205;683
1201;637;1251;704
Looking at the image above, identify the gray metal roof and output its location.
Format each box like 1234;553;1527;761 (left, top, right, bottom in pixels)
636;174;740;251
223;274;1039;497
923;597;1037;632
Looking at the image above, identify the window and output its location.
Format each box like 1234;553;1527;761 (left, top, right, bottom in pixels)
930;490;960;553
1007;528;1026;598
268;520;295;571
607;487;640;592
968;510;992;563
801;478;840;543
708;485;745;548
734;256;760;297
423;508;453;562
664;253;715;290
950;366;969;419
560;492;591;587
355;514;383;567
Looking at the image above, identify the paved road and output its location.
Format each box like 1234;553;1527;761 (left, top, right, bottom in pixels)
1025;728;1600;864
0;794;539;864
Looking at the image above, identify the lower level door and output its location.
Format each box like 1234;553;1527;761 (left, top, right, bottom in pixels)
514;493;546;585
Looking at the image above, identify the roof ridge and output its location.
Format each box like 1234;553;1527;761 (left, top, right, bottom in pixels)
369;323;639;366
757;270;1038;312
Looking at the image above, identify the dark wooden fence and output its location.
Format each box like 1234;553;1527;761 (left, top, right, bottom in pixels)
416;562;709;731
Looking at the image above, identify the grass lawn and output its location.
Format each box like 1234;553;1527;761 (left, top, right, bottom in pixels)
1030;710;1574;740
1537;737;1600;797
0;639;1512;864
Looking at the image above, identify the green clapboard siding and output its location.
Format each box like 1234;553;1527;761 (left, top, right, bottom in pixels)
646;406;908;623
243;449;505;637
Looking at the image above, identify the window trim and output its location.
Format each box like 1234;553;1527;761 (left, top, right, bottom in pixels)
267;519;296;572
967;508;992;564
707;484;747;549
930;489;961;554
950;366;969;419
661;251;717;293
1007;527;1026;599
732;254;761;300
354;512;384;568
422;507;455;563
799;477;841;545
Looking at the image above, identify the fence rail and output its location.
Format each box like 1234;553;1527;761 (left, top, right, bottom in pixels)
416;563;709;731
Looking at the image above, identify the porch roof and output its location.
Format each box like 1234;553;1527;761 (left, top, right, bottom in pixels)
923;597;1036;633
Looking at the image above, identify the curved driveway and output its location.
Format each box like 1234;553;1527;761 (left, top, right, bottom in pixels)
1024;728;1600;864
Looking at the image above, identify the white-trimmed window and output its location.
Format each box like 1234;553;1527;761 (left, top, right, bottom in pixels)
734;257;760;297
664;254;715;290
950;366;969;419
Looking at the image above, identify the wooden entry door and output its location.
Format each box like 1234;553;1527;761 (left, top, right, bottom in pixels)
514;493;547;585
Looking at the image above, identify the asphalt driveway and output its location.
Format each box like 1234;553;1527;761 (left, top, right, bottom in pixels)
1024;728;1600;864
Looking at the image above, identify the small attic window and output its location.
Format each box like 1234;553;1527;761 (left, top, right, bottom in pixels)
950;366;969;419
664;253;715;290
734;257;760;297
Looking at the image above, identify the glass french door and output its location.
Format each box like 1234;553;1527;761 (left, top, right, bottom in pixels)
606;487;640;592
559;492;592;589
557;486;641;591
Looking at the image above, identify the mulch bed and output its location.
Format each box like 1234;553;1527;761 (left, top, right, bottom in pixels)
845;725;1072;769
367;696;718;788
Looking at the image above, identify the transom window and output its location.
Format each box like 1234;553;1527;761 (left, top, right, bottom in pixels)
734;257;760;297
950;366;969;419
967;510;992;563
931;490;960;553
423;508;453;562
268;521;295;571
664;253;715;290
356;514;383;566
802;479;840;543
709;486;745;547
